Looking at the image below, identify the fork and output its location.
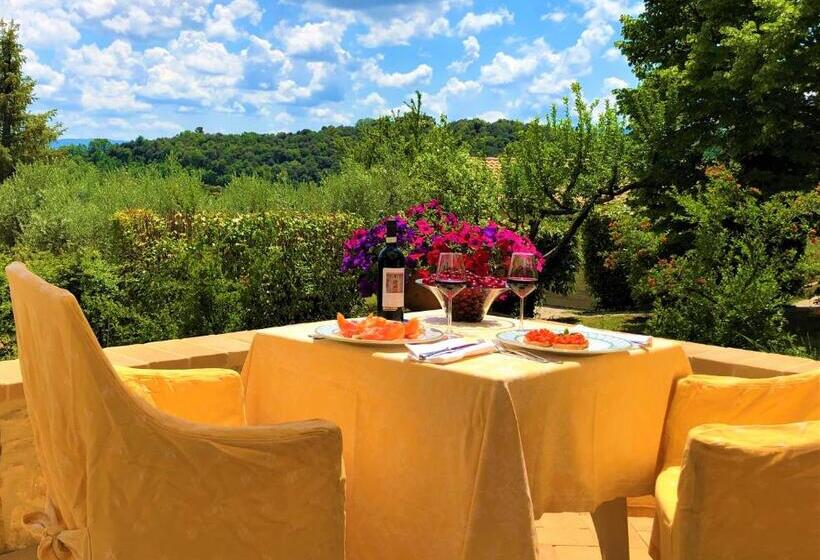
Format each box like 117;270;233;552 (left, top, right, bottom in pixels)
494;341;559;364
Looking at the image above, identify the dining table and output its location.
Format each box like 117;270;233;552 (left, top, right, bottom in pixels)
240;311;692;560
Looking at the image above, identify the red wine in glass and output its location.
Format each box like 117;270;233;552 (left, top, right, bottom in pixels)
435;277;467;299
507;277;537;298
507;253;539;330
436;253;466;338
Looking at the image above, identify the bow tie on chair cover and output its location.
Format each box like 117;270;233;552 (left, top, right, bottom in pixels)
23;499;90;560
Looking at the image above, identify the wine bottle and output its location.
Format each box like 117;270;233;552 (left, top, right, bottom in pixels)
376;219;405;321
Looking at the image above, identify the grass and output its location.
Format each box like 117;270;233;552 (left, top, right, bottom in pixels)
544;310;651;335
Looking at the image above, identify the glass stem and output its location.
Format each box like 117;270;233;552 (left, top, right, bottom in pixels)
447;297;453;337
519;296;525;330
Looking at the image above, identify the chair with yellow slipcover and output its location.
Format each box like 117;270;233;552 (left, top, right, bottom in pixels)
651;370;820;560
6;262;345;560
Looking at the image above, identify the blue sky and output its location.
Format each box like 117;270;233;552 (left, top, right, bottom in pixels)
7;0;641;139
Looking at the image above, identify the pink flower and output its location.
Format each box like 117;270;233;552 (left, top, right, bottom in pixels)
416;219;434;236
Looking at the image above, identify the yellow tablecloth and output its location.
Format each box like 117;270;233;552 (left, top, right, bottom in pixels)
241;313;692;560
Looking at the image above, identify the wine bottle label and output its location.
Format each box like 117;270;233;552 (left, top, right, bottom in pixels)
382;268;405;310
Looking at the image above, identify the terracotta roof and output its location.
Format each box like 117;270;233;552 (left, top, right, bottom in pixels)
471;156;503;174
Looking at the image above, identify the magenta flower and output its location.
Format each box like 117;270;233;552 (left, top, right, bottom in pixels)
341;199;544;296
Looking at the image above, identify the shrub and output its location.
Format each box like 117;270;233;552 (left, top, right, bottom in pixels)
0;160;208;253
533;218;580;296
0;249;176;357
211;175;326;214
582;208;635;309
643;168;818;354
113;209;365;330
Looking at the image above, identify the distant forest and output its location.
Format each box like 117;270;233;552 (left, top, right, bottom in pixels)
62;119;525;186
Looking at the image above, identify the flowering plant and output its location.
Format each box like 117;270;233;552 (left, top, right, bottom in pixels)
341;200;544;297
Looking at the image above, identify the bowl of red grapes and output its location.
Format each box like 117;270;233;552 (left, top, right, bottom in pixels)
418;272;508;322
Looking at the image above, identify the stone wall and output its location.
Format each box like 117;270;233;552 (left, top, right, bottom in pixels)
0;330;816;552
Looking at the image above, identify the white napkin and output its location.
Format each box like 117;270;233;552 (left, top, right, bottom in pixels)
406;338;496;364
574;325;653;348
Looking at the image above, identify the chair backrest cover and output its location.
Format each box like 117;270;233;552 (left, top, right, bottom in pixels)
660;370;820;468
6;262;141;543
7;262;346;560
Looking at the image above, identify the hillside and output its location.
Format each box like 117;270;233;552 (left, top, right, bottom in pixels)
61;119;525;186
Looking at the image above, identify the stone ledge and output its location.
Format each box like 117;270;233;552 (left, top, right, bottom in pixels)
683;344;818;378
0;331;257;405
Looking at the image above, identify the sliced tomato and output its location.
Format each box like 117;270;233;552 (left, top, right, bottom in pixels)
336;313;361;338
404;317;423;339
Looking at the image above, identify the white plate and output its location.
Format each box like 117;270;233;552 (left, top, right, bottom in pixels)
314;323;445;346
496;328;634;356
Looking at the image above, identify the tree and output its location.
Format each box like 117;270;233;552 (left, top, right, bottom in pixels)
501;83;645;263
618;0;819;193
0;20;62;181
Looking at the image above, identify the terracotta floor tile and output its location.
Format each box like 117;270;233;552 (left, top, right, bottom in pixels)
552;545;605;560
630;517;654;532
537;544;559;560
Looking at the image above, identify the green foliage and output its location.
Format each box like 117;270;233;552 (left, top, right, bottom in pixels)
0;248;176;357
0;20;62;182
317;161;405;223
113;209;364;331
64;128;355;186
582;208;635;309
0;160;207;252
532;219;581;296
498;83;646;298
332;95;502;223
449;118;526;156
210;174;325;214
643;168;818;354
64;114;526;187
619;0;820;193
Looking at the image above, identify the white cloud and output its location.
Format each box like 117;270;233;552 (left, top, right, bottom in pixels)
98;0;212;36
541;11;567;23
242;35;292;73
456;7;513;36
360;58;432;88
141;31;244;105
65;40;140;79
480;39;557;85
603;76;628;90
243;61;332;106
447;35;480;74
477;110;506;122
603;47;622;61
9;6;81;47
276;20;349;61
575;0;643;25
270;110;294;124
76;0;118;19
439;77;481;96
206;0;263;40
308;106;352;124
527;9;618;100
360;92;386;107
81;79;151;112
357;9;450;47
24;49;65;99
424;77;481;115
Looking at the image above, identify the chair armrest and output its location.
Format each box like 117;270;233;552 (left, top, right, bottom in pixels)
115;365;246;426
660;371;820;467
671;421;820;559
96;412;345;559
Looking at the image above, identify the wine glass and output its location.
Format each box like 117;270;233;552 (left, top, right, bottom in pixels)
507;252;538;331
435;252;467;338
